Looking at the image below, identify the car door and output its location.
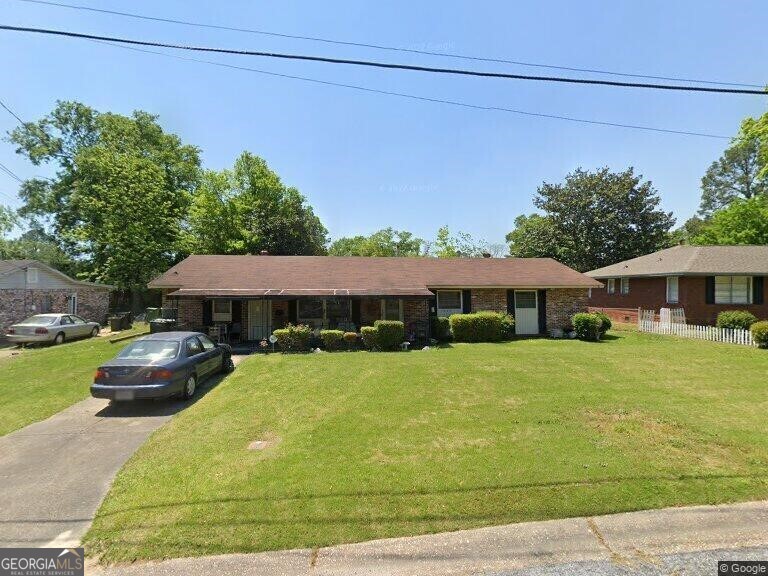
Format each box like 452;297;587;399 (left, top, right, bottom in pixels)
184;337;207;379
69;315;90;338
197;334;222;376
59;315;77;339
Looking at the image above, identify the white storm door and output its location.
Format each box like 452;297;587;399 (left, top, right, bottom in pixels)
248;300;272;340
514;291;539;335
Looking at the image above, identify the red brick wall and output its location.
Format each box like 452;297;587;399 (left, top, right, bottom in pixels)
470;289;507;313
588;276;768;325
403;299;429;326
546;289;590;330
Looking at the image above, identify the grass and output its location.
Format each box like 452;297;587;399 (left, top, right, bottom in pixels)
85;331;768;563
0;324;148;436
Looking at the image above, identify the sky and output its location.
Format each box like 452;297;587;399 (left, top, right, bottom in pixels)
1;0;766;246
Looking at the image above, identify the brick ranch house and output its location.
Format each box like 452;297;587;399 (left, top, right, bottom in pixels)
0;259;114;334
148;255;601;341
586;245;767;325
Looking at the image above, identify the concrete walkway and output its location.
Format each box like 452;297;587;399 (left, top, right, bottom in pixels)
0;357;245;548
91;500;768;575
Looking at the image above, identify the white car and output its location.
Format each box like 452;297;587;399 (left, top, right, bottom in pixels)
6;313;100;345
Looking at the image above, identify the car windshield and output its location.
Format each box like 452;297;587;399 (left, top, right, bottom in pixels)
117;341;179;361
17;315;59;325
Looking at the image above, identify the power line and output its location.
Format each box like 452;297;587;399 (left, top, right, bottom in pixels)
14;0;765;89
0;160;23;183
95;40;732;140
0;99;26;125
2;24;766;96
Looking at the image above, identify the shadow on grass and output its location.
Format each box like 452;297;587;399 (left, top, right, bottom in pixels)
94;369;230;419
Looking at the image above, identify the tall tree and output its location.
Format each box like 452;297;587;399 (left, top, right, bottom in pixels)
185;152;328;255
699;136;767;216
430;225;488;258
507;167;674;272
0;223;79;277
691;197;768;246
506;214;561;260
328;227;422;256
8;101;201;290
741;111;768;180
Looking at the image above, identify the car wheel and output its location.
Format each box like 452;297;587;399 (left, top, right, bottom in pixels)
223;357;235;373
181;374;197;400
90;327;99;338
53;332;65;345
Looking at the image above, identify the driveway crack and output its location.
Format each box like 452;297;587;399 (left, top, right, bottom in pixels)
587;517;632;566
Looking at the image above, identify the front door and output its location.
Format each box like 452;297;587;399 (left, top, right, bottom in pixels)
248;300;272;340
514;291;539;335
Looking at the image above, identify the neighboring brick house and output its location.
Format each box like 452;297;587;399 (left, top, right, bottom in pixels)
0;260;114;334
586;245;768;325
148;255;599;340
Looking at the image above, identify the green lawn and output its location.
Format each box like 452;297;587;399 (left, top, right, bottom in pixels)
0;324;148;436
85;331;768;563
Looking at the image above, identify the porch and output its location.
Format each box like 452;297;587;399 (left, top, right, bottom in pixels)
163;291;433;349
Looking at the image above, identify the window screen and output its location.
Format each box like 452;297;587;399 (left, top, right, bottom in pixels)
298;299;324;319
383;299;401;320
515;291;537;309
715;276;751;304
666;277;679;303
437;290;461;310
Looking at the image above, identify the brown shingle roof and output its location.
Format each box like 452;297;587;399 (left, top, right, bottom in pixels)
587;245;768;278
150;255;599;296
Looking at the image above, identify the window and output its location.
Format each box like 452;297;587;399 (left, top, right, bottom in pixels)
381;299;403;321
60;316;73;325
26;267;38;284
71;315;86;324
620;277;630;295
606;279;615;294
436;290;462;317
715;276;752;304
39;295;52;313
212;300;232;322
515;291;537;309
67;294;77;315
666;277;679;303
118;340;179;360
185;337;203;356
326;298;351;322
198;334;217;351
298;299;324;322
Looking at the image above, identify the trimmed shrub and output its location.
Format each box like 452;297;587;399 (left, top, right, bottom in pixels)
594;311;612;336
272;323;312;352
716;310;758;330
373;320;405;351
571;312;602;341
360;326;378;350
343;331;359;349
500;313;515;340
750;321;768;348
449;312;504;343
431;316;452;342
320;329;344;351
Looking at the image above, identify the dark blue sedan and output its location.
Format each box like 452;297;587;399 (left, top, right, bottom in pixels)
91;331;235;401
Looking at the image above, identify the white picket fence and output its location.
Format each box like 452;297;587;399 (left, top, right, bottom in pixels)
638;309;755;347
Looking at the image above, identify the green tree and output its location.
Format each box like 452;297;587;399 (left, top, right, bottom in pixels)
667;216;707;246
691;197;768;245
0;224;79;277
507;167;674;272
0;204;16;236
506;214;561;260
185;152;327;255
699;136;767;216
328;227;423;256
429;225;487;258
741;112;768;180
8;101;201;290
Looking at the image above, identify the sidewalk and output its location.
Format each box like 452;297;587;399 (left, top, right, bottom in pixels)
91;500;768;575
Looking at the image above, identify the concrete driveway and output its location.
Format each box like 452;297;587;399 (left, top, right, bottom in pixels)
0;356;245;548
